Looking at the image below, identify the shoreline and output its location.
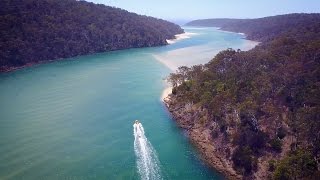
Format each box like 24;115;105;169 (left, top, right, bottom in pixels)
215;27;262;47
159;27;260;103
160;26;260;96
184;25;261;44
166;32;199;44
1;32;185;73
161;27;261;179
161;86;173;102
163;96;242;179
166;32;197;45
0;60;58;73
241;40;260;51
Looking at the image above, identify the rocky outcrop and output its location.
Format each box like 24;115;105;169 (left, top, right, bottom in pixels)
164;94;294;179
164;95;242;179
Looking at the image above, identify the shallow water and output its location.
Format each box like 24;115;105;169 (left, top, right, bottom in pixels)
0;27;256;180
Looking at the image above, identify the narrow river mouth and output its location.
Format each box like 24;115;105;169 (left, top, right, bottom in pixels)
0;27;257;180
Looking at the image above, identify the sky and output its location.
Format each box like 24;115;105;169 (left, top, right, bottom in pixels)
87;0;320;22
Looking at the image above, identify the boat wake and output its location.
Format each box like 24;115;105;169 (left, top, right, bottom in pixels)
133;122;162;180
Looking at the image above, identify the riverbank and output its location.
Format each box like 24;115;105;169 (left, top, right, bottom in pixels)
166;32;199;44
161;86;172;102
161;28;261;179
163;95;242;179
0;62;44;73
0;41;224;179
1;0;184;74
1;39;184;74
162;17;320;179
156;27;260;73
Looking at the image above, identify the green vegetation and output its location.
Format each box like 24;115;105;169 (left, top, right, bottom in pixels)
277;127;286;139
274;150;318;180
0;0;183;71
268;160;276;172
270;138;282;152
170;14;320;177
186;13;320;42
232;146;254;174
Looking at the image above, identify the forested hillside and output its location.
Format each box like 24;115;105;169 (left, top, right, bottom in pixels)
186;13;320;42
167;14;320;179
0;0;183;72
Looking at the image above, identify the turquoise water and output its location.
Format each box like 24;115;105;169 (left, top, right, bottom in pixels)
0;27;255;180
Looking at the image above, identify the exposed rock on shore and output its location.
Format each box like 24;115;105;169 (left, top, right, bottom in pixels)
164;93;296;179
164;95;242;179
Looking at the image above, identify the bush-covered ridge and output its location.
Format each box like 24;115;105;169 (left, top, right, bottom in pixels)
169;14;320;179
0;0;183;71
186;13;320;42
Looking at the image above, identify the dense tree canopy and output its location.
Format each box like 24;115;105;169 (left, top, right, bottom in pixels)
0;0;183;71
186;13;320;42
171;14;320;178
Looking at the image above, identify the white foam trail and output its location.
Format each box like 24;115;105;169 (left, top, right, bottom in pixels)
133;123;162;180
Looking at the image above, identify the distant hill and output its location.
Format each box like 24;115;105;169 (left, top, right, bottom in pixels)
0;0;183;72
186;18;243;27
186;14;320;42
168;13;320;179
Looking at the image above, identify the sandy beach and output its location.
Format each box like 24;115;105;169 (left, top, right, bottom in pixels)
160;28;260;103
161;86;173;102
166;32;199;44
